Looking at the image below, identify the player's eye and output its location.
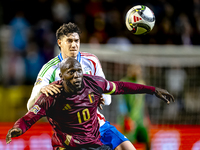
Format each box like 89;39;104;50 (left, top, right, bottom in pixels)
68;70;74;75
67;39;72;43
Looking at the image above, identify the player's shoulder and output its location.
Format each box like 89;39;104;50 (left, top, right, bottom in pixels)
38;56;60;77
44;56;61;67
35;93;55;107
83;74;105;83
80;52;102;69
80;52;100;61
83;75;107;93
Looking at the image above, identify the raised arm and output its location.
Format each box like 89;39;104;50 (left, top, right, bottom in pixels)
104;81;174;104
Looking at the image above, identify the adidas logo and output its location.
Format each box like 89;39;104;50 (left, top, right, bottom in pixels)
133;16;142;22
63;104;71;111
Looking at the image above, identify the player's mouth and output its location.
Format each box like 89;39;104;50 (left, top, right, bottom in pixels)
74;80;81;86
70;49;77;52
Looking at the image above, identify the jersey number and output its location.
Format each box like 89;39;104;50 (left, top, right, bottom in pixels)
77;108;90;124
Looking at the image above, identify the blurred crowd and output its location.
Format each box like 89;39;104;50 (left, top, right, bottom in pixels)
0;0;200;86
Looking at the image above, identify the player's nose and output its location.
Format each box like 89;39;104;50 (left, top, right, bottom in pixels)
74;71;79;78
71;41;76;47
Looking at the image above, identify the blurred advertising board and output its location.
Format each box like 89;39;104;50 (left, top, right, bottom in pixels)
1;123;200;150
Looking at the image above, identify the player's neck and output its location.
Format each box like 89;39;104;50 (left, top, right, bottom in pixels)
62;53;76;60
63;84;79;95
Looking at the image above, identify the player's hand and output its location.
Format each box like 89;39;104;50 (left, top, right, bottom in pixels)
98;95;105;110
154;87;175;104
6;128;22;144
40;84;62;97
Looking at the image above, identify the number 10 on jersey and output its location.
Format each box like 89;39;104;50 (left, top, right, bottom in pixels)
77;108;90;124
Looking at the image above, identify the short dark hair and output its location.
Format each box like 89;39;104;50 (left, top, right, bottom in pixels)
56;22;81;40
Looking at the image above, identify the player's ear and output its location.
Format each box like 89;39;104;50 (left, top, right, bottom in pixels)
57;39;61;47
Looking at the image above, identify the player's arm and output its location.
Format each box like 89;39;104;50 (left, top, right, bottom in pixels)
27;63;54;110
27;79;47;110
27;64;62;110
7;94;49;144
103;80;174;104
27;81;62;110
92;55;112;105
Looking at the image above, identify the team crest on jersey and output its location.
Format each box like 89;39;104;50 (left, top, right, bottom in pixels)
84;67;92;75
35;78;42;85
85;71;92;75
88;92;95;103
30;105;41;114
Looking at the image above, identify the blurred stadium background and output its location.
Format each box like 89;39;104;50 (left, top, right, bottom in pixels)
0;0;200;149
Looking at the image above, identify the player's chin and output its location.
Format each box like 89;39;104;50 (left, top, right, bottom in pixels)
74;85;82;92
69;51;78;57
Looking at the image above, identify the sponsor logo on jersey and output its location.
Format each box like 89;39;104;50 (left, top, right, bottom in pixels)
88;92;94;103
35;78;42;85
30;105;41;114
64;134;79;145
65;134;72;145
63;104;71;111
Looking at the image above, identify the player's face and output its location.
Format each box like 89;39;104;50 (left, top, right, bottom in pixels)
58;33;80;59
62;61;83;93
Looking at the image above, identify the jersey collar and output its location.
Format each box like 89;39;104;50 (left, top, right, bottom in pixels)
58;52;81;63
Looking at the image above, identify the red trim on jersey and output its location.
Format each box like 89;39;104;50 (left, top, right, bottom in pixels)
97;114;106;122
88;59;97;75
80;52;102;68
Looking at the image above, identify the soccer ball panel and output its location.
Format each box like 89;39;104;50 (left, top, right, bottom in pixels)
125;5;155;35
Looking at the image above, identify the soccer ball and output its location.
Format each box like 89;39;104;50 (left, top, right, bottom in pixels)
125;5;155;35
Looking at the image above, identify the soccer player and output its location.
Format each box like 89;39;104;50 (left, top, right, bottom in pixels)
26;22;136;150
6;57;174;150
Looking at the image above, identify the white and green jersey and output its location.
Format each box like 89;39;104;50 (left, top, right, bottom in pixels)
27;52;111;126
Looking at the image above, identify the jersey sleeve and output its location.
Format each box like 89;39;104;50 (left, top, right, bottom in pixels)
100;80;155;95
27;63;56;110
14;94;52;134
